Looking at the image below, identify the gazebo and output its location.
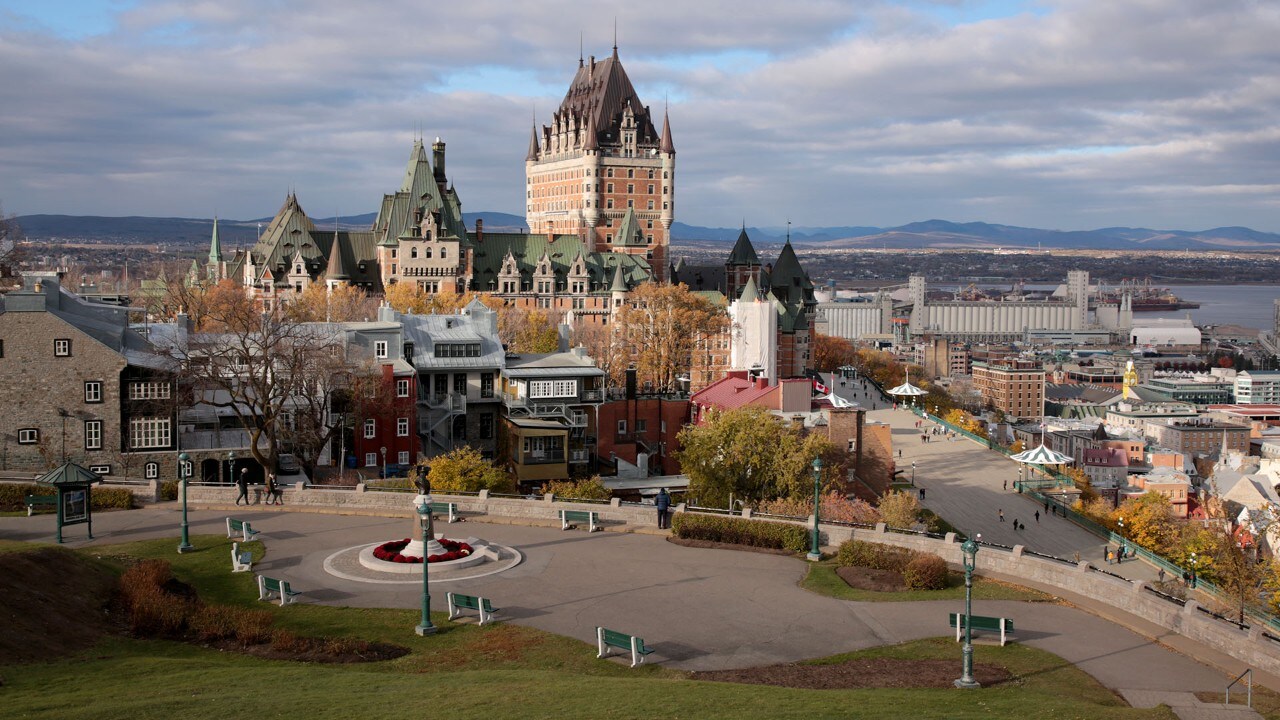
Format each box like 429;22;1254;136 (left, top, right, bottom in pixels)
34;462;103;543
887;368;927;406
1010;444;1074;491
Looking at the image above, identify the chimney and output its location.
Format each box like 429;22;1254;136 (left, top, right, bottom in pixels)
756;376;768;390
557;323;570;353
475;218;484;243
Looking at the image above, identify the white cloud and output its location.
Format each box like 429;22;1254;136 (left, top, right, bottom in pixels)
0;0;1277;232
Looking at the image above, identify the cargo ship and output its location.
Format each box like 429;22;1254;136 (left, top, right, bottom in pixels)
1097;278;1200;312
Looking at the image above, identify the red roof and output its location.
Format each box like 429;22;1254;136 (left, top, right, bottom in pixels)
1083;447;1128;467
691;371;778;412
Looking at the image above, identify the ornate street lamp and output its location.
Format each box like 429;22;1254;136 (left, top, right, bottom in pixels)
226;450;236;484
911;461;917;486
177;452;192;553
415;498;437;636
955;534;981;689
381;446;388;480
807;456;823;561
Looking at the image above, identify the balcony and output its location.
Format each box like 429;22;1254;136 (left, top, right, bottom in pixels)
581;390;603;402
421;392;466;413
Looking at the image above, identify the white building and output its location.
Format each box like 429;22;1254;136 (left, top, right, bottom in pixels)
1234;371;1280;405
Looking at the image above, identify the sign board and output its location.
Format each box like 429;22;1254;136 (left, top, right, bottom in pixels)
63;489;88;524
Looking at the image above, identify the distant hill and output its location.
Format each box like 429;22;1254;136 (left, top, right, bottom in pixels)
15;213;1280;251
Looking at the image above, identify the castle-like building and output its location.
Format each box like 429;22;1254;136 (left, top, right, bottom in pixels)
208;45;670;323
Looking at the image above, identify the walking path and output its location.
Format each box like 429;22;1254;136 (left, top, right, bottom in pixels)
2;505;1272;718
831;375;1160;582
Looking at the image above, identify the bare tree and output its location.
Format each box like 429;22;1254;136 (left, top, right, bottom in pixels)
0;200;23;276
177;292;347;476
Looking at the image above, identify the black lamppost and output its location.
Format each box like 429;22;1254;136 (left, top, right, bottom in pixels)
177;452;192;553
807;456;823;562
415;497;437;636
381;445;387;480
955;534;981;689
911;461;917;486
226;450;235;484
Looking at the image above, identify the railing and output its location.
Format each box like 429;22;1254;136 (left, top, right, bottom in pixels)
1226;668;1252;709
1023;548;1079;567
581;390;603;402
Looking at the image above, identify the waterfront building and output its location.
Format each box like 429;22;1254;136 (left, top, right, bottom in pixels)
1234;371;1280;405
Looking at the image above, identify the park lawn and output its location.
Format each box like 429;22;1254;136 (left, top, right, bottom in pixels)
0;537;1171;720
801;559;1056;603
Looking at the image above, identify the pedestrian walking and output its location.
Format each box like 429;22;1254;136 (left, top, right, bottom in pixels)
655;487;671;530
1003;479;1007;490
1158;568;1166;583
235;472;249;506
919;487;926;501
998;509;1004;522
1034;510;1040;523
898;449;903;458
1014;519;1020;530
1044;500;1050;515
264;472;279;505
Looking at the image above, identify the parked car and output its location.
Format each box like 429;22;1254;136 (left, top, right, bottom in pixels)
276;454;302;475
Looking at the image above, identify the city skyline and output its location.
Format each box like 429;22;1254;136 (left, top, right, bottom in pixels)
1;0;1278;232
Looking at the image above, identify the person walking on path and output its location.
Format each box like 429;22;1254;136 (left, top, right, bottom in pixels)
998;509;1004;522
1003;478;1008;490
264;472;279;506
1034;510;1040;523
655;488;672;530
235;472;249;506
1014;519;1020;531
918;487;926;501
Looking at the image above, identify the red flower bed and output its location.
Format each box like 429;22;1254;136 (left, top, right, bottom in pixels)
372;538;473;564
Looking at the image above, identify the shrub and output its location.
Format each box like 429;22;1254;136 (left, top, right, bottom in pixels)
93;487;135;510
188;605;275;646
0;483;48;512
672;513;808;552
876;490;921;530
159;480;179;501
835;540;914;573
119;559;191;637
903;553;949;590
540;477;611;501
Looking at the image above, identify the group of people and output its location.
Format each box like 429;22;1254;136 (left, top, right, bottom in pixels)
234;471;283;506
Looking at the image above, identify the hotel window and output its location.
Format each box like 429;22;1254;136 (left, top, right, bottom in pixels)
130;381;171;400
481;373;494;398
375;341;388;359
397;418;409;437
364;418;376;438
396;378;410;398
84;420;102;450
398;451;410;465
145;462;159;480
607;183;614;193
365;453;377;467
128;418;171;449
54;339;72;357
84;381;103;403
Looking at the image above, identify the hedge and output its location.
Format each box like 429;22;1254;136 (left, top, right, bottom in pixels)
0;483;134;512
902;553;949;590
837;539;950;590
672;513;808;552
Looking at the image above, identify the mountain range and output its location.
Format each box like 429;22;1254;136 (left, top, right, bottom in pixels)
13;213;1280;251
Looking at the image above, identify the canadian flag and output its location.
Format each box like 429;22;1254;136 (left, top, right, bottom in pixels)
807;371;829;395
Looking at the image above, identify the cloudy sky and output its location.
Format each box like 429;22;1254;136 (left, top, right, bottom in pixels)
1;0;1277;232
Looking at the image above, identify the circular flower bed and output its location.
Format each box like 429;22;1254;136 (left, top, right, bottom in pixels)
372;538;473;564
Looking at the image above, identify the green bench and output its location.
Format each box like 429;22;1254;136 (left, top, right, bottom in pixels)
948;613;1015;646
231;542;253;573
226;517;261;541
257;575;301;606
447;592;498;625
24;494;56;516
596;627;655;667
429;501;459;523
559;509;599;532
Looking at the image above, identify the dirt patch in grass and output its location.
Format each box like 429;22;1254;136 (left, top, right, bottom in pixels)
836;565;909;592
666;537;797;556
230;638;409;664
691;657;1012;690
0;546;121;664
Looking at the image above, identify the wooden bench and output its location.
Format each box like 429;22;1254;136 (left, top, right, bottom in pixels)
226;517;261;541
429;501;459;523
231;542;253;573
447;592;498;625
24;494;56;516
257;575;301;606
559;509;599;532
948;613;1015;646
596;627;655;667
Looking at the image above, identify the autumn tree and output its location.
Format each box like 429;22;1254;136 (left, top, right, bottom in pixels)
499;305;560;354
571;321;628;388
613;282;728;393
415;446;513;494
284;283;377;323
676;406;834;506
812;334;857;373
384;283;491;316
1113;492;1178;555
877;490;922;529
177;292;347;477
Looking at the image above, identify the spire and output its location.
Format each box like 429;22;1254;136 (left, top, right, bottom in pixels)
612;18;618;57
609;260;628;293
738;273;760;301
208;216;223;264
727;227;761;266
659;107;675;154
579;30;584;68
582;111;599;151
526;123;540;161
325;232;349;280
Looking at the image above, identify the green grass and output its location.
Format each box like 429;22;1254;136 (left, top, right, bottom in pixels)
801;559;1057;603
0;536;1169;720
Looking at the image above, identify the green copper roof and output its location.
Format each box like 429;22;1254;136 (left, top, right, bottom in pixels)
609;261;628;292
35;462;102;487
208;217;223;264
726;227;759;266
612;207;648;247
468;232;651;292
